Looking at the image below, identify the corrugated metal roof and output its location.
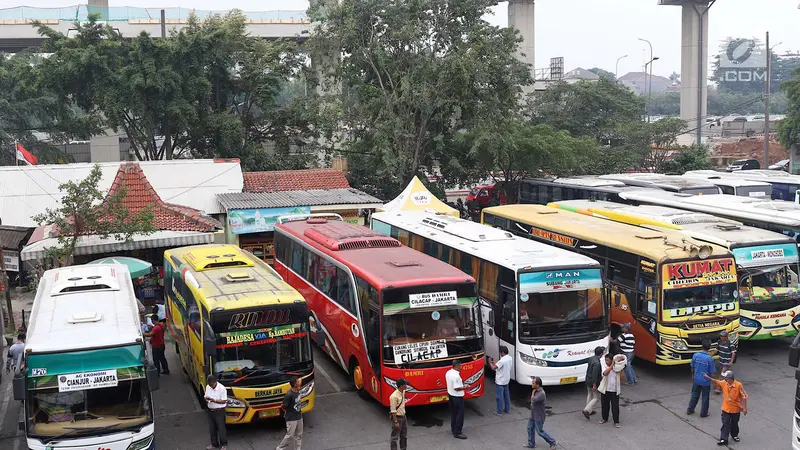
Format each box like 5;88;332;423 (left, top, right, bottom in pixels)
217;188;383;210
0;160;243;227
0;225;33;250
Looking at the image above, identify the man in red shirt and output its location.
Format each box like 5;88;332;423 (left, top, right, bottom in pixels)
144;314;170;375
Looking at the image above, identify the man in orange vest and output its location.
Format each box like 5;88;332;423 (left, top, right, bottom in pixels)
703;370;747;446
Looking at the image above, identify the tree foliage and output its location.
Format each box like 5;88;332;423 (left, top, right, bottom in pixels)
778;67;800;152
587;67;616;82
308;0;531;198
34;13;316;167
32;165;156;264
0;52;100;165
663;145;713;174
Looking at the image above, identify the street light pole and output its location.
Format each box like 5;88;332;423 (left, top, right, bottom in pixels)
764;31;771;169
615;54;628;81
639;38;654;121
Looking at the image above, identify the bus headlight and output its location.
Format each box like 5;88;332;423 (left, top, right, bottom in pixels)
464;368;484;385
660;336;688;351
519;352;548;367
127;435;155;450
227;397;246;408
739;317;760;328
299;381;315;398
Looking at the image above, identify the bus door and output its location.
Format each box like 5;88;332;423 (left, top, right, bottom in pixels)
480;298;499;362
498;286;517;359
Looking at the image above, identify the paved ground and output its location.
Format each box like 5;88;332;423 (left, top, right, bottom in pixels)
0;336;794;449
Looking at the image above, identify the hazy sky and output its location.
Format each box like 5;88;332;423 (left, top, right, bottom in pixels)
8;0;799;79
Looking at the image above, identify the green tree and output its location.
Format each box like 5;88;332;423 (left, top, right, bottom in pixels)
0;52;100;165
778;67;800;152
308;0;531;199
32;165;156;265
647;92;680;116
663;145;713;174
587;67;616;82
645;117;688;172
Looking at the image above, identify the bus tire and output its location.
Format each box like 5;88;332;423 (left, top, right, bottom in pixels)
349;357;368;399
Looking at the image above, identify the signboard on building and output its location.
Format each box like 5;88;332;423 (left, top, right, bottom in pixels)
3;250;19;272
228;207;311;234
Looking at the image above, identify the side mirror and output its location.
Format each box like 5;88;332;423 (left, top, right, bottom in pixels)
146;365;160;391
13;374;26;401
203;321;216;357
790;333;800;368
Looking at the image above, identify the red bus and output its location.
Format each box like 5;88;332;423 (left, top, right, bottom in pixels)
273;214;485;407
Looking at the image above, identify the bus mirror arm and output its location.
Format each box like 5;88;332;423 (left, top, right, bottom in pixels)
146;365;160;391
12;374;25;401
789;333;800;368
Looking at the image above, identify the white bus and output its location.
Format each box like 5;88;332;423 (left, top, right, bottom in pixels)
680;171;773;198
550;199;800;341
618;189;800;242
598;173;722;195
13;264;159;450
370;211;609;386
790;334;800;449
686;169;800;203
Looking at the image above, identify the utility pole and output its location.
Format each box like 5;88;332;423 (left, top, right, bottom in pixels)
160;9;172;161
0;248;14;332
764;31;771;169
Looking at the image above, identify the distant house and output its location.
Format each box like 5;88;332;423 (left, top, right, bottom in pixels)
618;71;674;95
563;67;601;84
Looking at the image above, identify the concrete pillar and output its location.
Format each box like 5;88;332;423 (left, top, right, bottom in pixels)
88;0;109;21
679;3;709;143
508;0;535;90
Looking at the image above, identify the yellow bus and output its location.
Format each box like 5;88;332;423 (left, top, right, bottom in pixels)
482;205;740;366
164;244;315;424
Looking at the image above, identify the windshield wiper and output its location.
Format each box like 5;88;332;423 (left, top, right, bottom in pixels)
45;423;121;443
233;367;279;384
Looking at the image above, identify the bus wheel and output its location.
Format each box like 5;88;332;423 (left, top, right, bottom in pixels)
350;358;368;399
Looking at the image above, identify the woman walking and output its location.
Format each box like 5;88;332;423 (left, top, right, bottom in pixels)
598;353;626;428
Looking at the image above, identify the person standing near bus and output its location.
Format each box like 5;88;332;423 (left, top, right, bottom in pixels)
598;353;626;428
526;376;558;449
687;340;716;418
144;315;169;375
581;346;605;420
703;370;748;445
277;376;304;450
714;331;737;395
619;323;637;386
204;375;228;450
5;333;25;375
446;360;468;439
389;378;409;450
488;345;512;415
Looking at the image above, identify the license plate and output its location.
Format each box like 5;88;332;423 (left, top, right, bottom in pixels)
429;395;449;403
259;409;280;418
771;330;786;337
559;377;578;385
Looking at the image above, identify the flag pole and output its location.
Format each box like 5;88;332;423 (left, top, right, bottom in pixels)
14;141;18;166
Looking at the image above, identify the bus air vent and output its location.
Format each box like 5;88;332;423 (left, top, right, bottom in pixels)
421;217;449;229
634;233;662;240
67;312;102;324
304;224;402;251
537;211;559;215
225;272;254;282
714;224;740;231
388;261;420;267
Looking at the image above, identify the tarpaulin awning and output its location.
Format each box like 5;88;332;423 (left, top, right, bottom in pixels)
21;230;219;261
381;176;458;217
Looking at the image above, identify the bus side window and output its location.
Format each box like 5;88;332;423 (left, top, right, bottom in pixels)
440;245;451;265
637;272;657;317
720;185;734;195
479;261;499;303
457;251;473;275
355;276;381;372
337;268;354;312
397;229;410;247
291;241;304;274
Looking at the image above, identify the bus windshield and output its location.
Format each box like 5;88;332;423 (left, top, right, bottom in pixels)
211;307;313;384
739;263;800;304
382;283;481;364
27;378;152;439
519;289;607;341
661;258;738;320
663;282;738;317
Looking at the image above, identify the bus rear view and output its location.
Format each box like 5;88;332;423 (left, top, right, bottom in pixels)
15;265;159;450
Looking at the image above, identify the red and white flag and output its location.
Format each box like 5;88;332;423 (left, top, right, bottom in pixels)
15;143;38;165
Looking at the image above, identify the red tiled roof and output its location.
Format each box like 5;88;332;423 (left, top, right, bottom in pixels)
105;163;220;232
243;168;350;193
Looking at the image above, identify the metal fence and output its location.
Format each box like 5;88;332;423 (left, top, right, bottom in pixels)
0;6;307;22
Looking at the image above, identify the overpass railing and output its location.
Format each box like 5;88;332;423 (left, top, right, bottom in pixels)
0;6;308;23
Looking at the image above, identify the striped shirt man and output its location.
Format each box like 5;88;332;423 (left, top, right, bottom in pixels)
619;332;635;353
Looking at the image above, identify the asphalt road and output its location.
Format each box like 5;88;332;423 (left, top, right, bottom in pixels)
0;337;794;449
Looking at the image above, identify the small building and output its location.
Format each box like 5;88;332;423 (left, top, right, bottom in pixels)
563;67;601;84
217;187;383;264
22;162;224;268
618;72;673;95
0;225;34;287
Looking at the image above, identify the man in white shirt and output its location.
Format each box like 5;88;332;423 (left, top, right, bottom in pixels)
488;345;513;415
204;375;228;450
445;360;469;440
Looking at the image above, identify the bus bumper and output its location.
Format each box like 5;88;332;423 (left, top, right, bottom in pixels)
738;311;800;341
225;387;316;424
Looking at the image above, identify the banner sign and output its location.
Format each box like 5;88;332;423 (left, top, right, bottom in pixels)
519;269;602;294
228;206;311;234
408;291;458;309
393;339;448;364
3;250;19;272
733;243;798;268
662;258;737;290
530;227;577;247
217;324;306;349
57;370;118;392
